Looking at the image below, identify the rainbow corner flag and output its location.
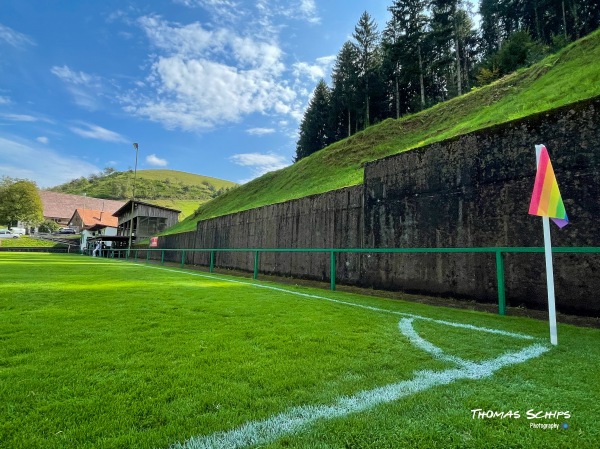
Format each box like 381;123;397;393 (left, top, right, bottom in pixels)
529;144;569;228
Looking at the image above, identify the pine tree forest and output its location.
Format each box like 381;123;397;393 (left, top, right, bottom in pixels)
295;0;600;161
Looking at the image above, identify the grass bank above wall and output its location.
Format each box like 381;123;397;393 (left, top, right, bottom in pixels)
167;30;600;235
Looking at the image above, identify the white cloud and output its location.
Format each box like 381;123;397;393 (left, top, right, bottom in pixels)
173;0;242;23
293;62;325;82
51;65;95;85
293;55;335;83
36;136;49;144
173;0;320;26
70;122;127;142
255;0;320;25
298;0;319;24
0;113;38;122
136;16;218;57
0;24;35;48
51;65;103;110
0;136;99;188
0;96;10;105
120;5;326;136
246;127;276;136
316;54;336;67
230;152;287;168
124;16;296;130
146;154;168;167
230;151;289;182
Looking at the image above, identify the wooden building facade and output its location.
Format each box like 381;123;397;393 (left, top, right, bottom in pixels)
113;200;181;242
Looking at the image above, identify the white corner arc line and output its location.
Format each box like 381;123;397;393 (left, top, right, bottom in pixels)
398;318;480;369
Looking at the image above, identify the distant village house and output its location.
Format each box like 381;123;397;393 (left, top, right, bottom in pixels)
68;208;119;253
39;191;125;228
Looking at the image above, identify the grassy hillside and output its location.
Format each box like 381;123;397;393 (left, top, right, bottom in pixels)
134;169;236;190
50;169;237;220
168;29;600;235
146;199;203;219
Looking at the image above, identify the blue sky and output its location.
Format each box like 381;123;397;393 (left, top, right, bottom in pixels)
0;0;401;188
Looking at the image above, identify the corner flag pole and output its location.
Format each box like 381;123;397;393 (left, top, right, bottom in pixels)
535;145;558;345
541;215;558;345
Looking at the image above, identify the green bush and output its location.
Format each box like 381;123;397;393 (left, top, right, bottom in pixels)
38;219;60;233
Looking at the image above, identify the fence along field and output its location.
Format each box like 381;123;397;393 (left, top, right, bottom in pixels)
1;253;598;449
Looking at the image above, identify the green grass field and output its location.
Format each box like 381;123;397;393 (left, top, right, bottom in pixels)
1;253;599;448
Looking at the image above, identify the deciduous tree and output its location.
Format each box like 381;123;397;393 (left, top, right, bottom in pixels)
0;178;43;227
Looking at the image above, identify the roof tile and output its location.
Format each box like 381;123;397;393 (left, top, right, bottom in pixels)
39;191;126;221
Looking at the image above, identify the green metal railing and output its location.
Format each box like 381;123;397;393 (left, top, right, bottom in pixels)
105;246;600;316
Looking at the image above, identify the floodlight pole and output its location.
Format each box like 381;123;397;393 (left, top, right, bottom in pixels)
127;143;139;258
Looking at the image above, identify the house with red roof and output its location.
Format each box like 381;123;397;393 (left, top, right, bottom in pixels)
39;191;125;227
68;208;120;253
68;208;119;232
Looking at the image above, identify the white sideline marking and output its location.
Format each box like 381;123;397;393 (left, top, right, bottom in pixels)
112;261;549;449
129;262;536;340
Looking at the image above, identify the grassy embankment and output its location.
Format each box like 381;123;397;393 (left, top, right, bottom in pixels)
168;30;600;234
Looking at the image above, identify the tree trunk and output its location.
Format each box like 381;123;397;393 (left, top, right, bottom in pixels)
535;0;542;41
561;0;568;40
570;1;580;39
347;107;351;137
455;36;462;96
418;45;425;110
365;80;370;128
463;47;470;90
395;75;400;119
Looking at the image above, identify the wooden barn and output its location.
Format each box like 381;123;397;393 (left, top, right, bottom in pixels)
113;200;181;242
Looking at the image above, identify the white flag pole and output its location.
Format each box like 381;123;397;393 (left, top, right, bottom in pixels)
536;145;558;345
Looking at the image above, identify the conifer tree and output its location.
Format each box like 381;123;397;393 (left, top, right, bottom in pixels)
295;80;332;162
331;41;360;138
352;11;380;129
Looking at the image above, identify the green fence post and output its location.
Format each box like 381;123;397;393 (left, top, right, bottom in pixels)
181;250;186;268
210;251;215;273
330;251;336;291
161;250;165;265
496;251;506;316
135;250;139;262
146;250;149;264
253;251;260;280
